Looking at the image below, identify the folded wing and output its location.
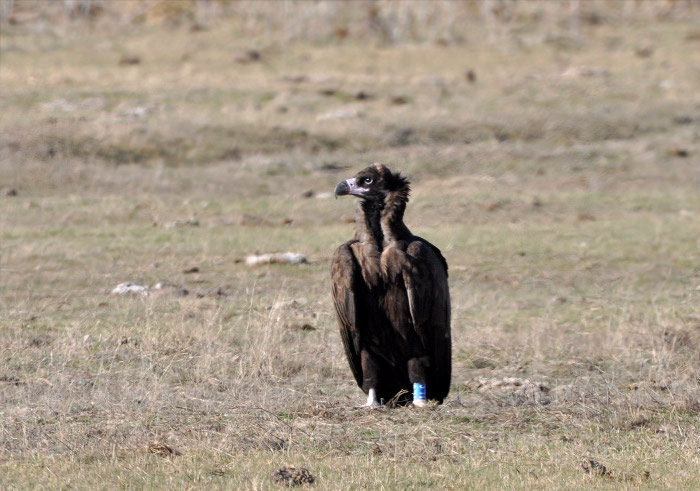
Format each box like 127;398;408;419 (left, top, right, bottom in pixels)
402;239;451;402
330;241;363;388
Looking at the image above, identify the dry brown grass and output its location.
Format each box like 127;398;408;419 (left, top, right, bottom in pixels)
1;4;700;489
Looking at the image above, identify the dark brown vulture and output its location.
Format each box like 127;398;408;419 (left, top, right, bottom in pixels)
331;164;451;407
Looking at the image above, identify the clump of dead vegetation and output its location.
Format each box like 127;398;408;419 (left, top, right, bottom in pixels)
271;466;315;487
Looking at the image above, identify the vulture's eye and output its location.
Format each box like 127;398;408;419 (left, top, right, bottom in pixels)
362;177;373;185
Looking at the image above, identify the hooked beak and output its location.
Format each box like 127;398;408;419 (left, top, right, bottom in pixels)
334;178;362;198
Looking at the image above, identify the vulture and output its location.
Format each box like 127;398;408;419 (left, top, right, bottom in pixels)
331;164;451;407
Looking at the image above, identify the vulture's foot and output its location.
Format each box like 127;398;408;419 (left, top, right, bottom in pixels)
353;402;380;410
412;399;427;408
354;388;380;409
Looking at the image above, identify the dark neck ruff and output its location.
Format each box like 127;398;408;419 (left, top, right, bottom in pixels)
360;200;385;249
356;186;411;249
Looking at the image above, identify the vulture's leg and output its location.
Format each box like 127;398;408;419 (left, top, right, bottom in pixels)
352;389;379;409
358;349;381;408
364;388;380;408
408;356;431;407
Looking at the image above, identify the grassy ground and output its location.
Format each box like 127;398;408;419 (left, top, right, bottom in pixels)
1;13;700;489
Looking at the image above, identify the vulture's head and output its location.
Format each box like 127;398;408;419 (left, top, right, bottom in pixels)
334;164;410;203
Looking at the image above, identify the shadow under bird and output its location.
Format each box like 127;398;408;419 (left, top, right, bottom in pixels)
331;164;451;407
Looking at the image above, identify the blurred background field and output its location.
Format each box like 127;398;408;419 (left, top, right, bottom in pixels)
1;0;699;488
